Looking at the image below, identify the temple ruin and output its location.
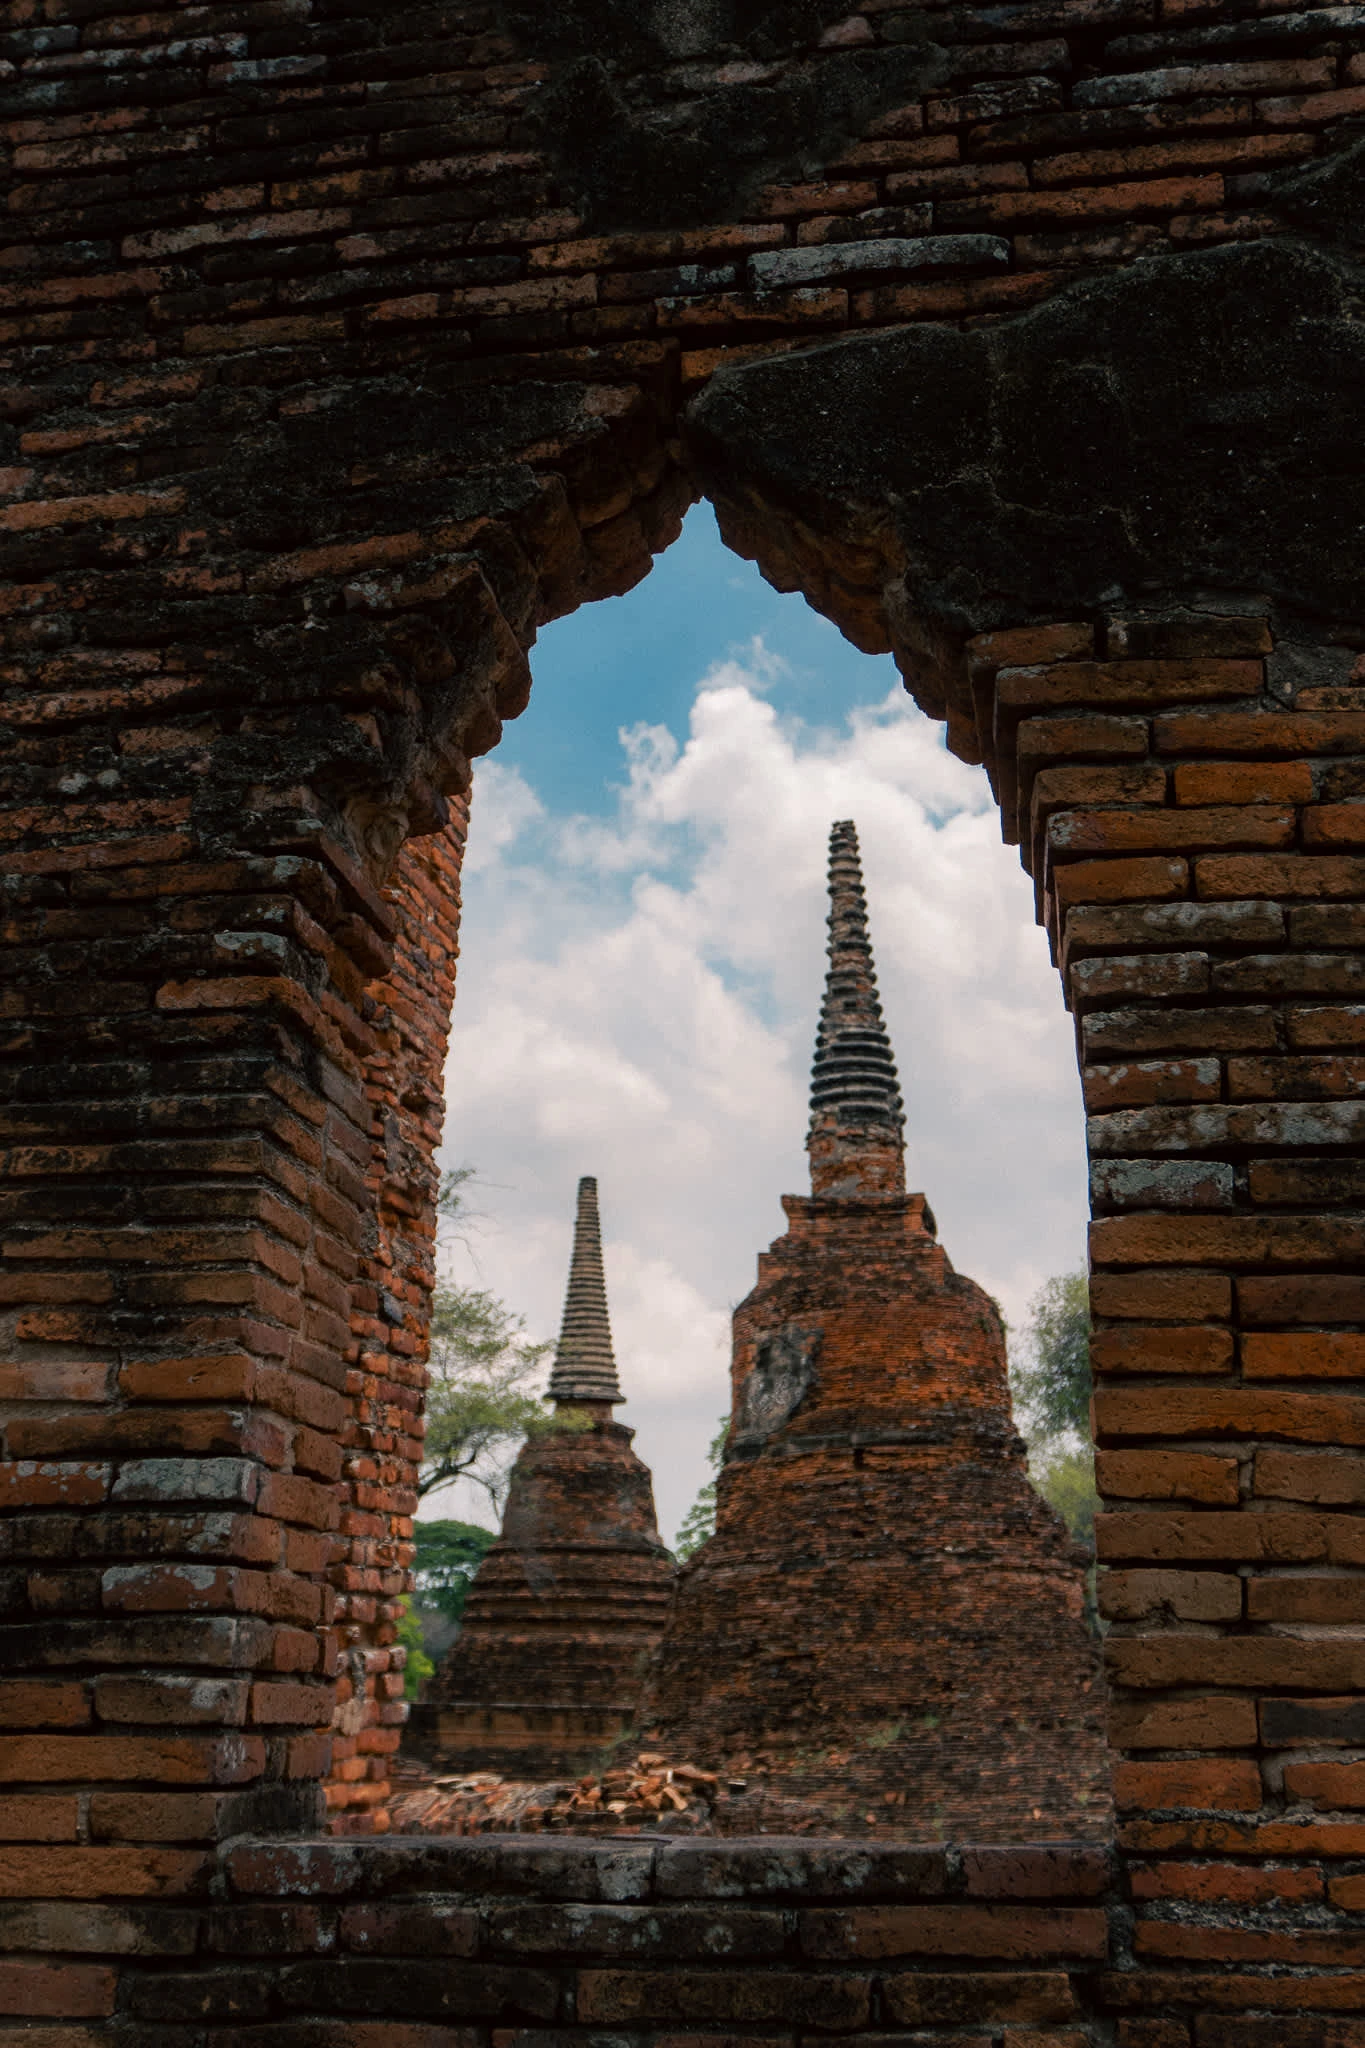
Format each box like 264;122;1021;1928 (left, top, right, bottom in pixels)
7;0;1365;2036
640;821;1108;1837
422;1176;673;1777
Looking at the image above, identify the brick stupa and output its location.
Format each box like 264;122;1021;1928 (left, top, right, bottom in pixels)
426;1177;674;1776
637;821;1109;1839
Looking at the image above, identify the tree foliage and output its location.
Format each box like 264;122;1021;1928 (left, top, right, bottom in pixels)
1009;1267;1099;1564
419;1166;582;1510
396;1597;435;1701
1034;1446;1098;1550
675;1414;729;1559
420;1280;563;1505
1011;1267;1091;1440
411;1518;497;1623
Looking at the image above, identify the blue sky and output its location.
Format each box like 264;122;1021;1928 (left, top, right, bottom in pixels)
435;508;1091;1544
498;504;905;817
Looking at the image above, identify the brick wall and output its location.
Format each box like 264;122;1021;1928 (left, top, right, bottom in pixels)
6;0;1365;2036
330;810;468;1830
118;1833;1120;2040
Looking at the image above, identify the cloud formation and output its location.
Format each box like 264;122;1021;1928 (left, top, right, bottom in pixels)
437;652;1088;1545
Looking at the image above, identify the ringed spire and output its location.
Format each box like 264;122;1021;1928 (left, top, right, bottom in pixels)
807;820;907;1198
547;1176;623;1409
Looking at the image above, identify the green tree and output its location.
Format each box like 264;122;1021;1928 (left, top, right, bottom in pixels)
412;1518;497;1624
420;1279;561;1506
396;1597;435;1701
1011;1268;1091;1439
1009;1267;1100;1560
420;1165;583;1510
1034;1445;1098;1549
675;1414;729;1559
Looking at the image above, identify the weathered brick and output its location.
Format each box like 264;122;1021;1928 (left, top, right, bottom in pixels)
1090;1269;1231;1322
1243;1331;1365;1379
1095;1449;1239;1505
1091;1326;1233;1375
1174;761;1313;806
577;1968;870;2026
0;1960;116;2017
1101;1569;1242;1623
1110;1694;1257;1752
1084;1004;1274;1055
1096;1383;1365;1447
802;1905;1108;1961
1082;1059;1222;1111
1255;1446;1365;1506
1113;1759;1262;1813
881;1971;1079;2025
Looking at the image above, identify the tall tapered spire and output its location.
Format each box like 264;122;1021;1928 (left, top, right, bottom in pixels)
807;820;907;1198
547;1176;623;1409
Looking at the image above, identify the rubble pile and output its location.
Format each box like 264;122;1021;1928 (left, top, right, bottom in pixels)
387;1753;721;1836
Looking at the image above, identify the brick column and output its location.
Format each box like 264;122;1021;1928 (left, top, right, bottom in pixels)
0;685;471;2030
331;812;468;1831
0;827;388;1946
970;608;1365;2033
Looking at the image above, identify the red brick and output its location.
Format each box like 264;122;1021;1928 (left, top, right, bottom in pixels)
1131;1861;1320;1906
1097;1510;1330;1565
1247;1574;1365;1625
1137;1922;1365;1966
1304;804;1365;848
1107;1635;1365;1691
577;1969;871;2025
88;1793;222;1842
1090;1270;1232;1321
757;180;878;216
1053;856;1188;908
1101;1567;1241;1623
0;1735;265;1786
1091;1326;1233;1377
881;1972;1078;2024
1156;711;1365;756
1052;805;1293;856
0;1683;89;1729
1092;1213;1365;1269
0;1847;209;1899
1095;1449;1239;1505
1200;853;1365;899
960;1847;1109;1898
0;1796;80;1843
1255;1446;1365;1506
1097;1383;1365;1447
1174;760;1314;805
0;1461;110;1508
1115;1759;1262;1814
1239;1273;1365;1325
0;1961;116;2018
940;174;1222;230
1109;1694;1257;1751
802;1904;1108;1961
1082;1059;1221;1110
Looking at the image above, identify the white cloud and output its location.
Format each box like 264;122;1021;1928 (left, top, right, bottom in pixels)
434;649;1088;1545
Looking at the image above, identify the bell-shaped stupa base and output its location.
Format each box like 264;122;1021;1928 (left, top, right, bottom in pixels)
426;1419;674;1779
636;1192;1109;1838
